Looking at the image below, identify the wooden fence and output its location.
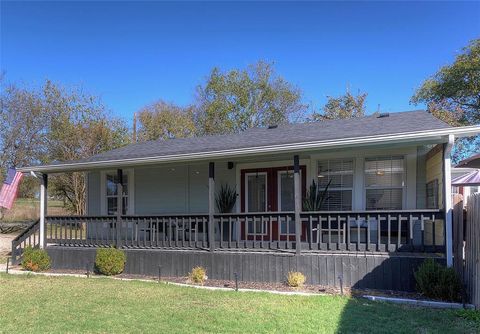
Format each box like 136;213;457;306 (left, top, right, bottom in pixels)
465;193;480;308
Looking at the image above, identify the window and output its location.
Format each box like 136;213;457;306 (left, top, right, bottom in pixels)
245;173;268;234
105;172;130;215
317;159;354;210
365;157;404;210
246;173;267;213
426;180;439;209
278;171;296;234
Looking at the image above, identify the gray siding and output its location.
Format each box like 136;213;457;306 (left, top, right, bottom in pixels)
87;162;236;216
87;171;101;215
134;162;236;215
416;146;428;209
135;165;190;214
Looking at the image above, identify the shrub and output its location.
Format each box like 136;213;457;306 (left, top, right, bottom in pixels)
95;248;126;276
189;266;207;284
287;271;306;288
414;259;462;302
21;246;51;272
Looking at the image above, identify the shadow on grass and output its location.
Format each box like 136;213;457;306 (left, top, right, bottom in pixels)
336;296;479;333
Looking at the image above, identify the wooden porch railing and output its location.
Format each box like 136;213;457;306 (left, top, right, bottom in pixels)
42;210;444;254
11;220;40;264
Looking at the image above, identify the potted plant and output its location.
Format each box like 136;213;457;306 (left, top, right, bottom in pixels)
215;184;237;241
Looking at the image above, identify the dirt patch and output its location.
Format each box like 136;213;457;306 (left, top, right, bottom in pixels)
0;233;17;263
33;268;427;300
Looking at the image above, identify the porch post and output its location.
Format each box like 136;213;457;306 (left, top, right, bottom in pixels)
294;155;302;255
39;173;48;249
116;169;123;248
443;135;454;267
208;162;215;252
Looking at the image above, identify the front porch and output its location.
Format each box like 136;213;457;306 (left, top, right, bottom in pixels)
13;141;453;263
41;210;443;253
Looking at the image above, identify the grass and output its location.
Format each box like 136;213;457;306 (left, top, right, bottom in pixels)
1;198;68;223
0;274;478;333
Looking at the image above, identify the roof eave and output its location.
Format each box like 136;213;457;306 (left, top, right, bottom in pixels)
18;125;480;174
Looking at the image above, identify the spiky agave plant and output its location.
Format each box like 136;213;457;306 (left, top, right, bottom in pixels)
215;184;237;213
303;179;332;211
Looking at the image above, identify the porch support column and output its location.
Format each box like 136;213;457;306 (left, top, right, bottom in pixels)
443;135;454;267
294;155;302;255
208;162;215;252
116;169;123;248
39;173;48;249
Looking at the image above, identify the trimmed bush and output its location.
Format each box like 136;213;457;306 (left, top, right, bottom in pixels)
414;259;462;302
95;248;126;276
189;266;207;284
287;271;306;288
21;246;51;272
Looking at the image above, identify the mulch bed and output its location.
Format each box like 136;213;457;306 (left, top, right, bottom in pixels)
10;266;429;300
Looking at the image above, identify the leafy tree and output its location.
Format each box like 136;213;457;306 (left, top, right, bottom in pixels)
311;90;367;121
0;79;129;214
136;100;196;141
0;82;48;197
43;81;130;214
195;61;307;135
412;39;480;162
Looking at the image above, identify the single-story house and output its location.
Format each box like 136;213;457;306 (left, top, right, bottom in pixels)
13;110;480;291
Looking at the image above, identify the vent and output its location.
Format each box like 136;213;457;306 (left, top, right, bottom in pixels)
377;113;390;118
268;125;278;129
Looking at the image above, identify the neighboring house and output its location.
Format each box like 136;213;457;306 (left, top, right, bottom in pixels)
452;167;479;207
14;110;480;291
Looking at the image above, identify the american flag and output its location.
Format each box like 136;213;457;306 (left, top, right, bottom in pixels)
0;168;23;210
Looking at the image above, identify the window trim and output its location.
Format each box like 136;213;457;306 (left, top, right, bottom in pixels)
363;156;406;210
100;169;135;216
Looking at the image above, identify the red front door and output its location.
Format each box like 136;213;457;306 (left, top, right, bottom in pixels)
240;166;306;241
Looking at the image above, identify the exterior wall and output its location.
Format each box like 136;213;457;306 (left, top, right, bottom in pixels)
416;146;429;209
86;144;433;215
87;171;101;215
88;162;236;215
47;247;445;292
425;144;445;245
426;145;444;208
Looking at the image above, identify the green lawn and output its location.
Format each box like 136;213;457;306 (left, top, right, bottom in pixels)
0;274;478;334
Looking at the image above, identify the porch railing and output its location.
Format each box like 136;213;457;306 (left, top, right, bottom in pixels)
11;220;40;264
44;209;444;254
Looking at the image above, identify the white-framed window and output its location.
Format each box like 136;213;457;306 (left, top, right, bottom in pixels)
101;170;134;215
245;172;268;234
317;159;354;211
364;156;405;210
277;170;296;234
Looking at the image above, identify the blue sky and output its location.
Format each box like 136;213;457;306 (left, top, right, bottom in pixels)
1;1;479;125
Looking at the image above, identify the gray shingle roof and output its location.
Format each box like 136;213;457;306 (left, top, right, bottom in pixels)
80;110;449;163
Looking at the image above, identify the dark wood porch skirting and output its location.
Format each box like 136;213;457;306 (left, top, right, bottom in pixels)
46;247;445;292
